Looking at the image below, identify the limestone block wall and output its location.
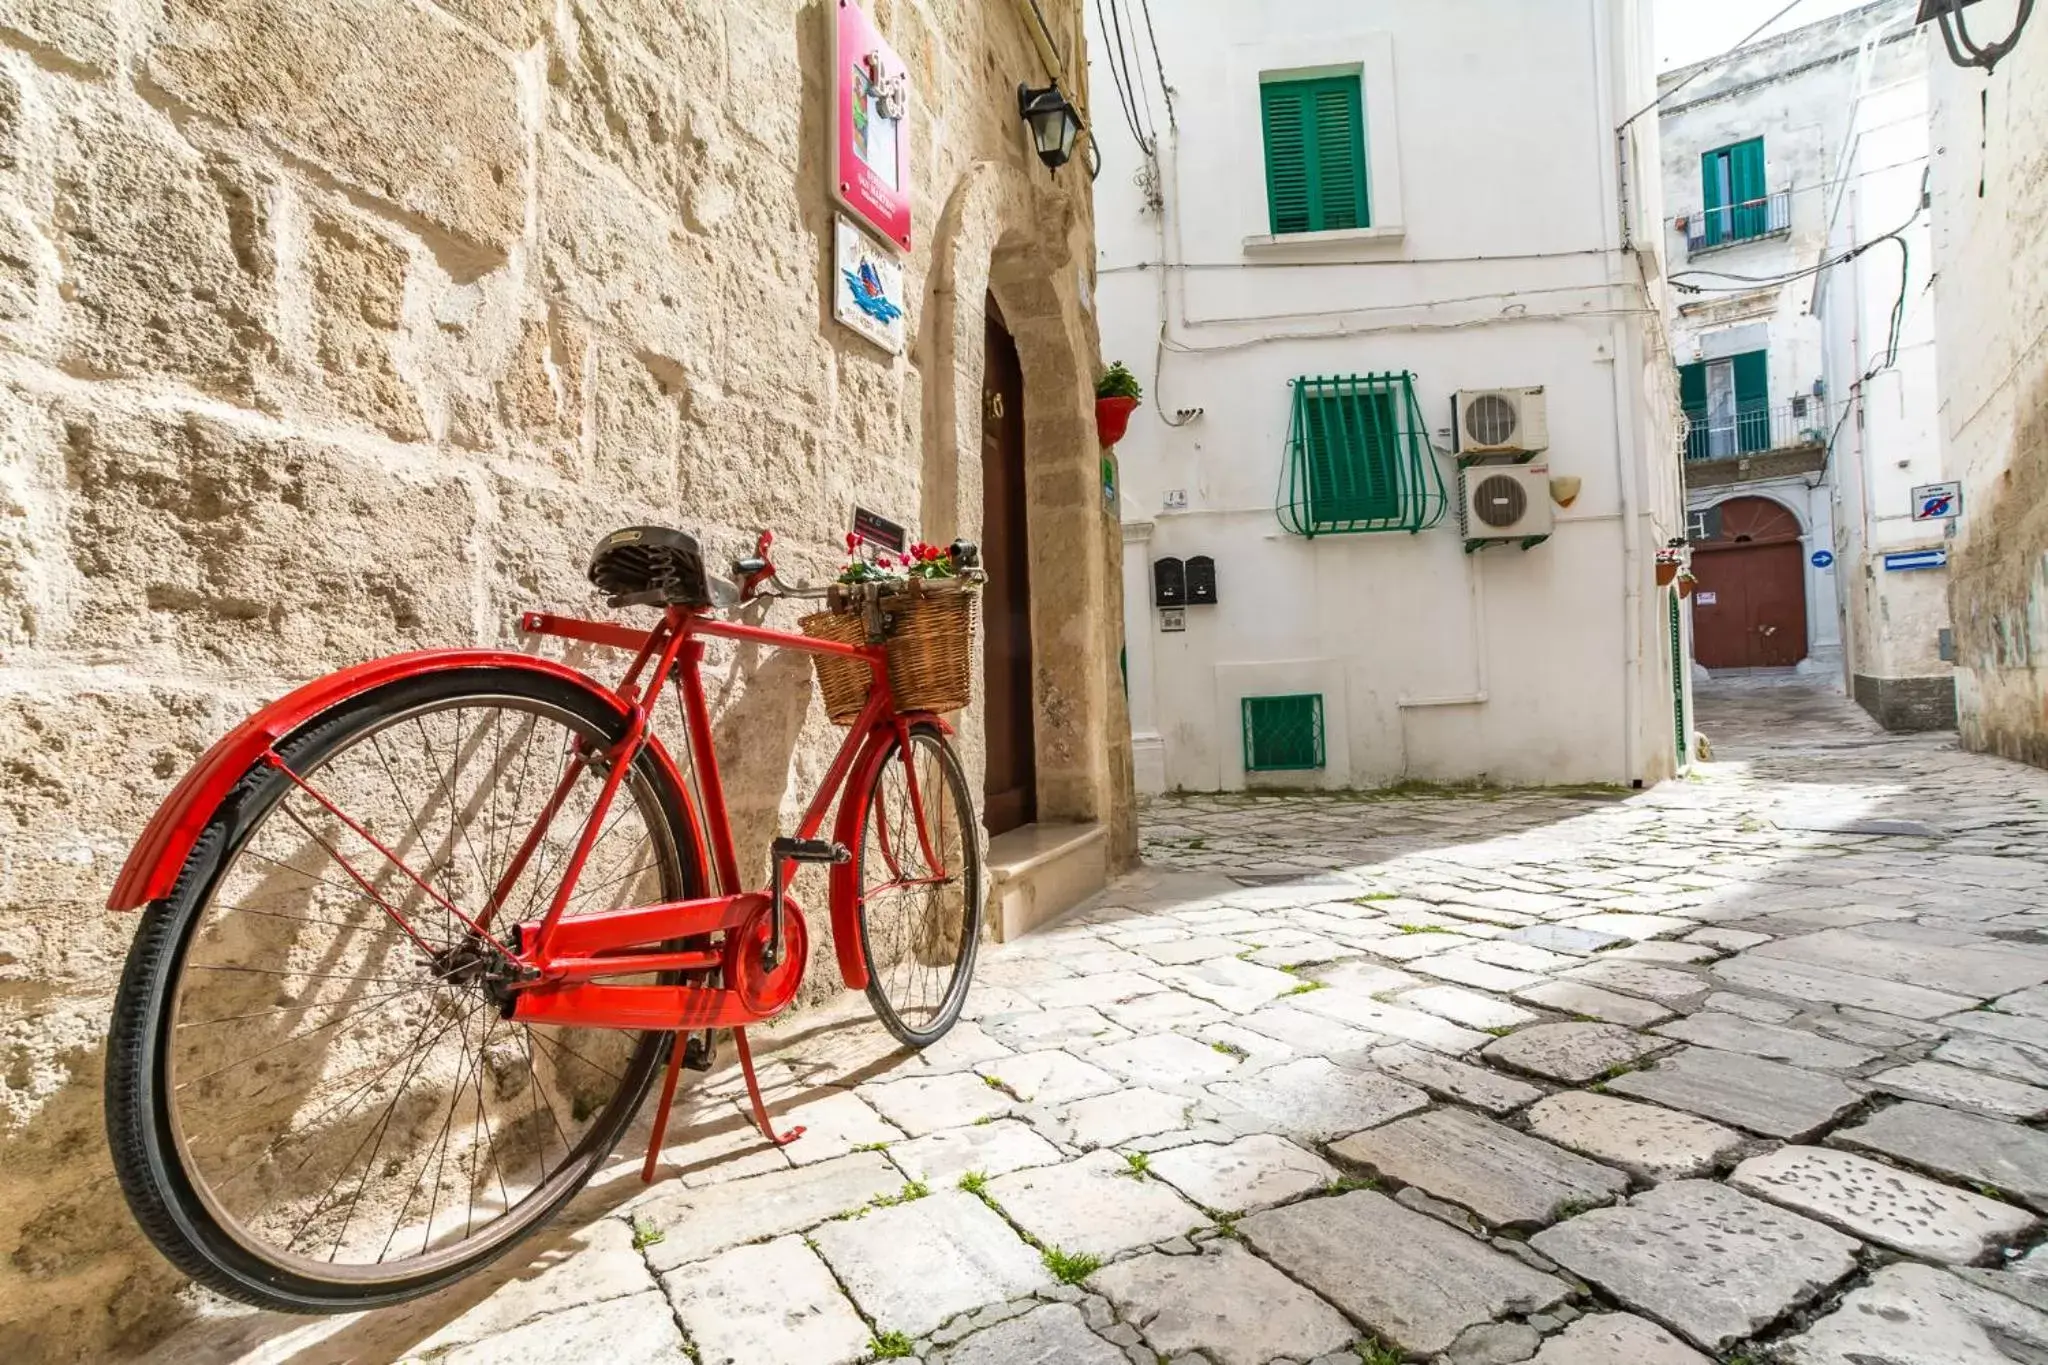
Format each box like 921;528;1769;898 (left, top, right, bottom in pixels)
0;0;1130;1356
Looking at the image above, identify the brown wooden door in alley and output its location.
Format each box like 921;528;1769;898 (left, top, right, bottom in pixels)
981;297;1036;835
1690;497;1808;670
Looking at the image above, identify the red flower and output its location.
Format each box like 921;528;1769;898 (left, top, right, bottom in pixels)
846;531;862;551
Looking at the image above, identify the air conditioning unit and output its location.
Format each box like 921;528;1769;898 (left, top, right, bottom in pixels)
1458;463;1554;546
1454;387;1548;457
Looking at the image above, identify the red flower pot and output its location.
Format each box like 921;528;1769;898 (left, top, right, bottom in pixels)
1096;395;1140;448
1678;577;1695;599
1655;561;1678;587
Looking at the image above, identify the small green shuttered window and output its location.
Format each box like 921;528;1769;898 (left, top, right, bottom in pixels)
1260;75;1369;235
1243;694;1325;773
1701;137;1767;245
1279;372;1448;536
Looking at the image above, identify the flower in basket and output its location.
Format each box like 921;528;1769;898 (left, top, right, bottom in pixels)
836;531;900;585
906;542;961;580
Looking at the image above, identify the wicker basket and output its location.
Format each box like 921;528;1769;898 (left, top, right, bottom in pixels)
799;579;979;725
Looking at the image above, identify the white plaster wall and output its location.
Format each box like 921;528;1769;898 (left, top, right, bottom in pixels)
1094;0;1682;793
1816;58;1952;683
1926;0;2048;759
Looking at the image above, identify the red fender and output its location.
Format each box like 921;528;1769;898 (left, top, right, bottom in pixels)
106;650;703;912
825;712;953;991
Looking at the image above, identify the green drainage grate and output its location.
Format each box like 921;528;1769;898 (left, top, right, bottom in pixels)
1243;694;1326;772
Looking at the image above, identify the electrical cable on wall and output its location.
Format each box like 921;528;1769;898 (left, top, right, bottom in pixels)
1928;0;2034;70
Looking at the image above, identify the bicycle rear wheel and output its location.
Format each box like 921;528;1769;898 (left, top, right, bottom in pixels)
105;666;704;1312
850;723;983;1047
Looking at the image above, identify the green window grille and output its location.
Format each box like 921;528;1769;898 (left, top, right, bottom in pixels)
1669;590;1687;766
1243;694;1325;773
1279;372;1448;537
1260;75;1369;235
1700;137;1767;246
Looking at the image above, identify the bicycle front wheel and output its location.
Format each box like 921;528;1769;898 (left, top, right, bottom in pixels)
850;723;984;1047
105;666;703;1312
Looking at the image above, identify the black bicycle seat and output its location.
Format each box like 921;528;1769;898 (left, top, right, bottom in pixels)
587;527;714;608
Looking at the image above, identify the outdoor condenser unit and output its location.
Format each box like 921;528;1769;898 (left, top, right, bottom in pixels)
1453;387;1549;457
1457;463;1554;548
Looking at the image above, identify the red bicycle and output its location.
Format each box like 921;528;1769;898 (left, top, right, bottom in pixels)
101;525;985;1312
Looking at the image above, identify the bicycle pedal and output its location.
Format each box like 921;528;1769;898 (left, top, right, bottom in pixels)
771;837;851;865
682;1030;718;1073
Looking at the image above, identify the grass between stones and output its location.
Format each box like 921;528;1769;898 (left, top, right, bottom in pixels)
1122;1151;1152;1178
1041;1245;1103;1284
957;1170;989;1195
867;1328;915;1358
1283;980;1325;995
629;1215;664;1251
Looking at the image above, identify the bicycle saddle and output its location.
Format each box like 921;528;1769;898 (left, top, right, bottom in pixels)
587;526;714;608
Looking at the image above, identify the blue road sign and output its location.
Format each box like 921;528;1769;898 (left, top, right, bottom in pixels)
1883;548;1948;572
1811;550;1835;569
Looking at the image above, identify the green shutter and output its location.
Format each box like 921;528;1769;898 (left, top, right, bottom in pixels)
1670;591;1687;767
1732;349;1769;454
1243;694;1325;772
1261;75;1368;235
1261;85;1313;235
1729;138;1767;239
1280;373;1447;536
1678;362;1709;461
1700;147;1728;245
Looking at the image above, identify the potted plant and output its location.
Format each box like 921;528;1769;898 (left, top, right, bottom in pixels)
1655;538;1688;588
1095;361;1143;448
1677;570;1697;599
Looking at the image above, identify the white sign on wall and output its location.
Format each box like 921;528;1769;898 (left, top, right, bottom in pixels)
1911;482;1962;521
832;216;906;354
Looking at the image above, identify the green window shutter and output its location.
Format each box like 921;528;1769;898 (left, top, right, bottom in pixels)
1732;349;1769;453
1261;76;1368;234
1243;694;1325;772
1261;84;1313;234
1700;147;1729;245
1280;372;1448;537
1729;138;1767;238
1678;362;1709;461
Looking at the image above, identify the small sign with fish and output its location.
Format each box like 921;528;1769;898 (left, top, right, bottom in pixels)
833;216;907;354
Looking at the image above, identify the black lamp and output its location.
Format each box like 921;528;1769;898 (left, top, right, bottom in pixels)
1018;83;1082;170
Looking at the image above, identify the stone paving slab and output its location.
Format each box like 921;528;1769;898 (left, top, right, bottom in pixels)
1482;1022;1667;1084
1713;954;1979;1020
1524;1090;1746;1182
981;1005;1133;1050
1777;1263;2048;1365
932;1303;1126;1365
1605;1046;1864;1140
1515;979;1676;1027
1748;926;2048;999
1506;924;1625;955
1332;1108;1628;1228
637;1151;903;1271
1293;989;1494;1053
1207;1056;1428;1140
662;1235;870;1365
811;1190;1052;1338
884;1118;1064;1187
1393;983;1540;1031
1038;1085;1193;1149
1869;1059;2048;1120
1530;1180;1860;1351
1371;1043;1544;1115
1410;952;1546;994
1559;960;1713;1007
1729;1145;2037;1263
1834;1100;2048;1210
1241;1190;1567;1356
1146;1133;1336;1215
1651;1012;1878;1071
414;1292;692;1365
1091;1242;1354;1365
1083;1032;1245;1087
986;1149;1209;1258
403;1218;658;1354
859;1072;1015;1135
980;1050;1120;1105
1527;1313;1711;1365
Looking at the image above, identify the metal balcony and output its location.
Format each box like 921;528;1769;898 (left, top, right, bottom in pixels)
1683;401;1830;463
1682;190;1793;255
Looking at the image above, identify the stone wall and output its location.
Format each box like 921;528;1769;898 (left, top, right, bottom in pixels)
0;0;1129;1356
1928;3;2048;766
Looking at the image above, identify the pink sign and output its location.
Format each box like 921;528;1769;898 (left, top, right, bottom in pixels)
831;0;912;253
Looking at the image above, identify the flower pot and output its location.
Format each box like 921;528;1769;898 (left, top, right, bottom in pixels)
1096;395;1140;448
1678;577;1695;599
1655;561;1678;587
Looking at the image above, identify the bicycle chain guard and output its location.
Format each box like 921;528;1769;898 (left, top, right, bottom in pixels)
725;896;809;1018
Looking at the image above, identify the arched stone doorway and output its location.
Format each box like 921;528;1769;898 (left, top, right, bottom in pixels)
980;293;1036;834
1692;496;1808;669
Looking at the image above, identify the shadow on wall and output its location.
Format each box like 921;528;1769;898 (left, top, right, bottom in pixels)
1950;362;2048;765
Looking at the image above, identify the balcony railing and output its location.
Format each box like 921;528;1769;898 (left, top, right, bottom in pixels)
1681;189;1792;255
1683;400;1830;463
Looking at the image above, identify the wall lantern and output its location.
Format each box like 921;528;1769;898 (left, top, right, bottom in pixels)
1018;83;1082;170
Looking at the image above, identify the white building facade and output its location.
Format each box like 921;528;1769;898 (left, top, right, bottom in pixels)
1092;0;1686;795
1814;28;1955;729
1656;2;1926;688
1924;0;2048;764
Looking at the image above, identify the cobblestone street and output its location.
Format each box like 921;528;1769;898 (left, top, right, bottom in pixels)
162;682;2048;1365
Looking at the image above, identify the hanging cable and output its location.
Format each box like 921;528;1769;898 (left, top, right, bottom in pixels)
1136;0;1177;131
1929;0;2034;71
1669;195;1923;293
1618;0;1812;130
1092;0;1150;151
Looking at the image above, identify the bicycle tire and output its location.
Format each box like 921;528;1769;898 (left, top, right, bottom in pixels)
105;666;705;1312
850;723;984;1048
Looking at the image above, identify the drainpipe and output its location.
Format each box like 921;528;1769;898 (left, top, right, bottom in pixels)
1592;0;1644;783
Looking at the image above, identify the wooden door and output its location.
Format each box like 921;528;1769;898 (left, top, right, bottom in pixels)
1691;545;1807;668
981;298;1036;835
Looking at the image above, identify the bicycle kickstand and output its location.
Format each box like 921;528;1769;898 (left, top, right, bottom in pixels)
734;1026;805;1147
